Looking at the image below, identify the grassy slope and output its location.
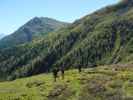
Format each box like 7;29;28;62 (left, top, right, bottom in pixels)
0;65;133;100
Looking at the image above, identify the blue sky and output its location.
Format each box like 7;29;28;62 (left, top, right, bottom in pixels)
0;0;119;35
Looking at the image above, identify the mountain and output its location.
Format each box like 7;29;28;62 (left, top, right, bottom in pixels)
0;33;6;40
0;1;133;80
0;17;68;48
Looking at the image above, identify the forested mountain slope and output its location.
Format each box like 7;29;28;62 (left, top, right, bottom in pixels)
0;17;68;48
0;1;133;80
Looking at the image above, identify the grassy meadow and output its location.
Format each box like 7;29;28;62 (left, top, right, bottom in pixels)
0;65;133;100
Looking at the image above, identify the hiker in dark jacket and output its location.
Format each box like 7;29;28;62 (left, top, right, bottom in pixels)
60;67;65;80
78;65;82;73
52;68;59;82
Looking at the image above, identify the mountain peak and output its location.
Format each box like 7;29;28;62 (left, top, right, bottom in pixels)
121;0;133;5
29;17;68;27
122;0;133;3
0;17;68;48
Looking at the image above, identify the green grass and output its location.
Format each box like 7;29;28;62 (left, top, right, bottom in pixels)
0;65;133;100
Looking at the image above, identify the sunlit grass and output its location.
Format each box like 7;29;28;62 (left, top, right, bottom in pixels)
0;65;133;100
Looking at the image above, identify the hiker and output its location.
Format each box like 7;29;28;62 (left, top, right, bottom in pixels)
52;68;59;82
60;67;65;80
78;65;82;73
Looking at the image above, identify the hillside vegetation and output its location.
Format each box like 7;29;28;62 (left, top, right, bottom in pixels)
0;65;133;100
0;1;133;80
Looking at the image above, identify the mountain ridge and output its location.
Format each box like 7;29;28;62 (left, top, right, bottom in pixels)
0;33;6;40
0;17;69;48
